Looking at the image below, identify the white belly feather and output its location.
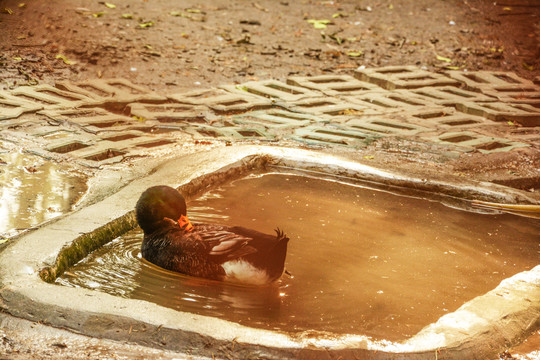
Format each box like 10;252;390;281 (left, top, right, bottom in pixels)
222;260;270;285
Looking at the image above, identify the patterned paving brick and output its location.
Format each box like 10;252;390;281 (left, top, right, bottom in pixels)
406;108;490;129
430;131;529;154
231;109;320;129
456;101;540;126
345;91;440;112
39;107;158;134
41;133;179;166
286;74;382;97
344;116;431;136
446;70;540;106
127;103;208;124
9;85;92;109
170;88;272;114
224;80;321;102
5;69;539;167
290;125;379;147
56;78;166;105
184;123;275;140
355;65;459;90
0;91;43;120
403;87;496;107
483;88;540;107
446;70;536;92
283;96;380;117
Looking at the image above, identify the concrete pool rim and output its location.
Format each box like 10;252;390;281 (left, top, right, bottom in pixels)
0;145;538;359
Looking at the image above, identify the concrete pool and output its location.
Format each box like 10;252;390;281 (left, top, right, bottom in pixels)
0;146;538;359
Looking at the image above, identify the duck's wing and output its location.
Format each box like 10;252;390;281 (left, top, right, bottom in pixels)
197;229;259;260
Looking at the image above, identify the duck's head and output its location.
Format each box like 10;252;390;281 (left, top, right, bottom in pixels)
135;185;193;234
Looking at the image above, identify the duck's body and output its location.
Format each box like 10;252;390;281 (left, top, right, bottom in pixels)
136;186;289;285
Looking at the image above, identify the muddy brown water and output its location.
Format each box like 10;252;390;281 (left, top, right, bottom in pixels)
56;174;539;342
0;150;87;238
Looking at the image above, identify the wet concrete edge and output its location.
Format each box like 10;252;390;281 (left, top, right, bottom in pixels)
0;145;538;360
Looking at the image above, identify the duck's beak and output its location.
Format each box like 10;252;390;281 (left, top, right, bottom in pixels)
178;215;194;232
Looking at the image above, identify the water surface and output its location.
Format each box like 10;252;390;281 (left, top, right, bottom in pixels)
0;149;87;238
57;173;539;341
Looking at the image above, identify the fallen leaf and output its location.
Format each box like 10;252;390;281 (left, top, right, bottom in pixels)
235;85;249;92
139;21;155;28
104;2;116;9
507;121;515;126
169;10;181;16
307;19;331;29
55;54;76;65
121;13;132;19
332;13;346;18
186;8;201;13
0;238;8;244
363;155;375;160
3;8;14;14
436;54;452;62
93;11;105;18
18;3;26;8
522;62;534;71
347;51;363;57
444;66;461;70
503;7;512;11
388;4;394;9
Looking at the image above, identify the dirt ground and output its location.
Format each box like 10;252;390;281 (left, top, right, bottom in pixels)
0;0;539;359
1;0;539;93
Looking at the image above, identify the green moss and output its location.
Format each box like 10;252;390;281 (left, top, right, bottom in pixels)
40;212;138;283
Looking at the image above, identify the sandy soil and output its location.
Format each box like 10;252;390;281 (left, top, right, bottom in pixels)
1;0;539;94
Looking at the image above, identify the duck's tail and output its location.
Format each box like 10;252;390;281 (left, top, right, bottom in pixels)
274;228;290;244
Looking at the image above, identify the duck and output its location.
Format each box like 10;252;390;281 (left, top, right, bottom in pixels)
135;185;290;285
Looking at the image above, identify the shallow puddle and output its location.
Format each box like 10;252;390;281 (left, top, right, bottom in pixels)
57;174;539;341
0;150;87;238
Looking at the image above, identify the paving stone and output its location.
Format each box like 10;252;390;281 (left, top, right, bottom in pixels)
231;109;319;129
446;70;536;92
344;116;431;136
286;74;382;97
446;70;540;106
9;85;92;109
483;88;540;107
56;78;167;104
0;91;43;120
169;88;272;114
429;130;529;154
406;108;491;129
344;91;440;113
223;80;321;102
184;123;275;140
289;124;379;147
355;65;459;90
402;87;497;107
127;103;208;124
39;107;159;134
455;101;540;126
283;96;381;117
46;134;178;166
